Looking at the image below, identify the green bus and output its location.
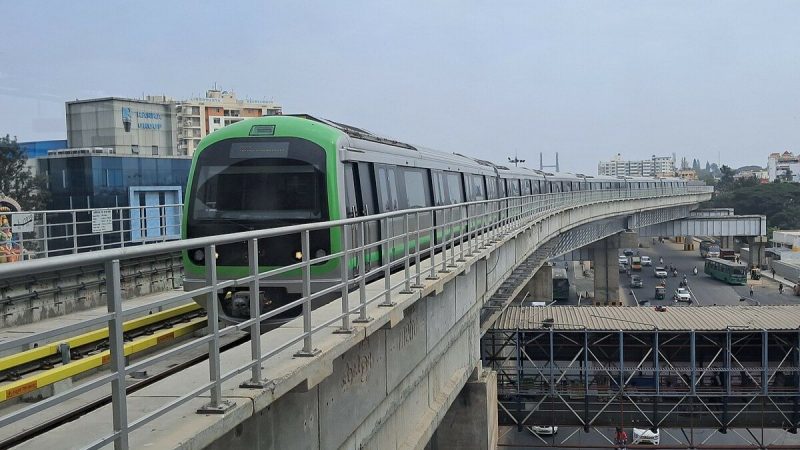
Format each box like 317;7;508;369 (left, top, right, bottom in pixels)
704;258;747;285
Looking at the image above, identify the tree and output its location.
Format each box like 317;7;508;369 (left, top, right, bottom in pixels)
0;135;49;210
716;165;736;191
707;183;800;229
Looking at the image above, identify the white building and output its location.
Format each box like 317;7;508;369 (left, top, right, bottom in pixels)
175;89;282;155
767;151;800;182
598;154;675;177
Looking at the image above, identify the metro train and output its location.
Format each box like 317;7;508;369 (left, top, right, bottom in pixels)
182;115;689;324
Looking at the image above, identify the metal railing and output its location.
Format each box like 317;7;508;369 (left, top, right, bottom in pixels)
0;185;712;449
0;203;183;262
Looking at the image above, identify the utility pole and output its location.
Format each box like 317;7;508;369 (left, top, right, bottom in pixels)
508;152;525;167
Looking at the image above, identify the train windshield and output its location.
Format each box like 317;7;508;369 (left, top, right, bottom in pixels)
189;138;328;223
192;163;324;221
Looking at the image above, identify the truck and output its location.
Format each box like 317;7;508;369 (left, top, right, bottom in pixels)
720;248;736;261
630;256;642;271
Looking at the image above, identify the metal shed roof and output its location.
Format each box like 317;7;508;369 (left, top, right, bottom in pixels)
493;306;800;331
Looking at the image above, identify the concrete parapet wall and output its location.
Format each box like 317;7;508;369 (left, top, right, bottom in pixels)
0;253;183;328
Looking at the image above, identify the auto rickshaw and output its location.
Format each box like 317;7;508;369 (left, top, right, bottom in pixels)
655;283;666;300
750;267;761;280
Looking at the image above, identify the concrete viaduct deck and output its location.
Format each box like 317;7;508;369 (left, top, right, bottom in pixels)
0;187;712;450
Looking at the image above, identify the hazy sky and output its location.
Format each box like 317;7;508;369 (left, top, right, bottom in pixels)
2;1;799;174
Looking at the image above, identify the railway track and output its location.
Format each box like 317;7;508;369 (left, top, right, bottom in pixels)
0;303;207;403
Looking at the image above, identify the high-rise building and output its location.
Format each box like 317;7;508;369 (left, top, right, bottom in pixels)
66;97;178;156
175;89;282;155
598;154;675;177
767;151;800;182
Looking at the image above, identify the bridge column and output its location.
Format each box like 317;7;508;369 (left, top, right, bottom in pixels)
429;368;498;450
590;233;635;306
684;235;695;251
747;236;767;269
525;264;553;302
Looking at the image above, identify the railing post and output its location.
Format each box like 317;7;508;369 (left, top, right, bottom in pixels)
353;222;372;323
241;238;268;388
400;214;413;294
427;212;439;280
448;206;457;268
412;211;424;288
295;231;321;356
197;244;234;413
379;217;396;307
42;212;49;258
105;259;129;450
439;208;451;274
72;210;78;254
336;225;354;333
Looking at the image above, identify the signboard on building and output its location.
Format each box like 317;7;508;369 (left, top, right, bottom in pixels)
11;213;34;233
92;209;113;233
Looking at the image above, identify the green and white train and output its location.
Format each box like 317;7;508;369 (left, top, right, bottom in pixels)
182;115;689;324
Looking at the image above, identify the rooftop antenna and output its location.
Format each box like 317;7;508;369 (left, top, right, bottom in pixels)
540;152;559;172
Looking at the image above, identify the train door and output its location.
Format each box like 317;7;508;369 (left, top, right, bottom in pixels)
445;171;465;239
431;170;447;245
465;174;486;234
375;164;406;264
348;162;380;273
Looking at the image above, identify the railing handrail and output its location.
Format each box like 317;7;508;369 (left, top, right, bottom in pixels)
0;187;711;279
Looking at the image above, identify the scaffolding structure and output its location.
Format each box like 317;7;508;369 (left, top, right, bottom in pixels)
484;307;800;448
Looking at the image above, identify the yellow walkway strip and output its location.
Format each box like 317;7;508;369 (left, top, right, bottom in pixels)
0;316;207;402
0;303;201;373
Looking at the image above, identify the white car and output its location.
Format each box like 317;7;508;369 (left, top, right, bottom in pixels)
654;267;668;278
618;256;628;265
674;287;692;303
632;427;660;445
530;425;558;435
641;256;652;266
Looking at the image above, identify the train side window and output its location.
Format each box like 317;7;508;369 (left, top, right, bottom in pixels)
446;172;464;204
376;166;392;212
470;175;486;201
387;167;399;210
498;178;507;198
432;170;447;206
485;176;497;199
521;179;531;196
403;168;430;208
508;179;520;196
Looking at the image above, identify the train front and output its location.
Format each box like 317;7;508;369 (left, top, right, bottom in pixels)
182;116;342;324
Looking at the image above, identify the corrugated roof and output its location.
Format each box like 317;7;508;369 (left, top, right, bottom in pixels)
493;306;800;331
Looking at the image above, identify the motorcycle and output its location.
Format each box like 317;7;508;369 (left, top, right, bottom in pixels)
693;267;698;276
672;270;678;278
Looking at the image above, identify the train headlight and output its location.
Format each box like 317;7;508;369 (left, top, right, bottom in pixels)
294;251;303;261
192;249;205;263
315;249;326;259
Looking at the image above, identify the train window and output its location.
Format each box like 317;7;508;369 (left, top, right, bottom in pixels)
388;168;399;209
377;167;391;211
498;178;507;198
470;175;486;201
432;171;446;206
446;172;464;204
403;169;430;208
507;179;520;196
521;180;532;196
550;181;560;193
485;176;498;199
